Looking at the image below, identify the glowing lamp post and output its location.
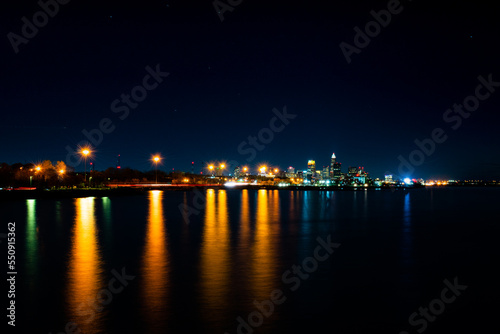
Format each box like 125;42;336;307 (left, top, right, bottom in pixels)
209;165;214;176
81;148;90;184
219;164;225;183
33;166;41;186
153;155;161;184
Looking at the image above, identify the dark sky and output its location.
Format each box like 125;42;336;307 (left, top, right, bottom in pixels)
1;0;499;180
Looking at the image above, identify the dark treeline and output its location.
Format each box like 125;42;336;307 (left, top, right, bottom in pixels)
0;162;207;188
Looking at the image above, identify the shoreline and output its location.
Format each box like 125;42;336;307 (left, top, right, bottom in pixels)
0;183;497;201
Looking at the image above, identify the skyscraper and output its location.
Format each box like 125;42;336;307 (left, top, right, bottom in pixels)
307;160;316;174
330;153;342;179
234;166;241;178
333;162;342;179
306;160;316;183
330;153;337;179
322;166;330;180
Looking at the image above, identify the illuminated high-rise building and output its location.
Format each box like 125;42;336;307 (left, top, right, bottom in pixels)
307;160;316;174
234;166;241;178
330;153;342;179
329;153;334;179
307;160;316;182
321;166;330;180
332;162;342;179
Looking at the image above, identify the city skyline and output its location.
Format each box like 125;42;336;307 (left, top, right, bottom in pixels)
2;148;497;183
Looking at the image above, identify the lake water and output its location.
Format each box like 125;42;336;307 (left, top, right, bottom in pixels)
3;187;499;333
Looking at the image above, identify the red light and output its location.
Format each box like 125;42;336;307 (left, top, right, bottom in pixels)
117;166;121;169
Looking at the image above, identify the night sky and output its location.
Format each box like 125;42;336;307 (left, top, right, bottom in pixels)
1;0;499;180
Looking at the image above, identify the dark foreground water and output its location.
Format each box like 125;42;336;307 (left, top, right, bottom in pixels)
2;187;499;333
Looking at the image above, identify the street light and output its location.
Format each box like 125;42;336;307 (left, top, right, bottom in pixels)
152;155;161;184
208;165;214;177
33;166;42;187
81;148;90;184
57;169;65;187
220;164;225;177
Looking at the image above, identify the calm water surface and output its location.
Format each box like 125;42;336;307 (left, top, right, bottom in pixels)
3;187;499;333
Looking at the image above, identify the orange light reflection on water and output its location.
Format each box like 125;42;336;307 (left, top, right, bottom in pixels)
67;197;104;334
142;190;170;329
252;189;280;301
200;189;230;322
